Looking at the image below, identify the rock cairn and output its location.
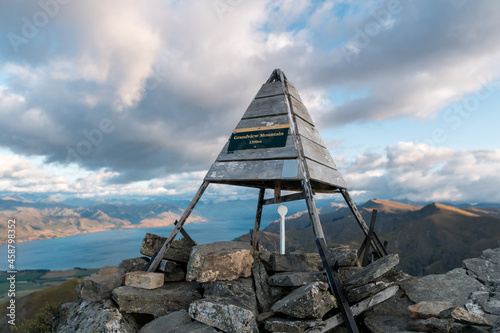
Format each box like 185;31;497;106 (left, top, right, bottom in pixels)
55;234;500;332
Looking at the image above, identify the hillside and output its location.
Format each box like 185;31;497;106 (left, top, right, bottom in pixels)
0;279;82;331
237;199;500;276
0;200;206;244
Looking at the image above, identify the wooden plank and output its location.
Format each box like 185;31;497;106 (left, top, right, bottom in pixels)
252;188;265;251
205;160;299;181
295;116;327;148
255;82;284;99
215;134;297;162
306;286;399;333
290;97;313;125
173;220;197;247
340;189;387;257
262;191;305;205
285;79;303;103
302;136;338;170
146;181;209;272
283;87;358;331
362;210;377;267
234;114;289;130
317;238;359;333
242;95;288;119
307;159;347;189
274;180;281;203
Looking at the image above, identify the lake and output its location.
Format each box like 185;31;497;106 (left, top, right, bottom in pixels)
0;220;257;271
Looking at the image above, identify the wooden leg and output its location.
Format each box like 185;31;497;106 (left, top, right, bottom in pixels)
252;188;265;251
340;189;387;257
303;181;358;333
362;210;377;267
146;181;209;272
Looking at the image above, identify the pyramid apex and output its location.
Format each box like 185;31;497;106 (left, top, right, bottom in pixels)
266;68;286;83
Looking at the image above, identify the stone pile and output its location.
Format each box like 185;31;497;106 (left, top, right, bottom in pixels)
55;234;500;332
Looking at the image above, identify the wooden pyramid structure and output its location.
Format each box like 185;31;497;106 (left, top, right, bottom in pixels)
205;68;346;192
147;69;387;332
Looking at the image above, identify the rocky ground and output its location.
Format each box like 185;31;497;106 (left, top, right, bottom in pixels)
53;234;500;332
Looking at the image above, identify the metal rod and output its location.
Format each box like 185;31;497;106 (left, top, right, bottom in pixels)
278;204;288;254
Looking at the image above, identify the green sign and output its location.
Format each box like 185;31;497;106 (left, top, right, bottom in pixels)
228;124;290;153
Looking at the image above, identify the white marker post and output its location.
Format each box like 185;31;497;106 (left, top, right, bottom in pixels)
277;204;288;254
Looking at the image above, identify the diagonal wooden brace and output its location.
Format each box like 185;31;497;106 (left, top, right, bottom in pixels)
146;181;209;272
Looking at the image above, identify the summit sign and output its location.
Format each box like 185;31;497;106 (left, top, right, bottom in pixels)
227;124;289;153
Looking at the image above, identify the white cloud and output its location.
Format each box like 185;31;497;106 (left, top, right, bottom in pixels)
0;0;499;203
341;142;500;203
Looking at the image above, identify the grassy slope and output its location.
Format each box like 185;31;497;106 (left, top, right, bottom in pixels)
0;269;99;304
0;279;81;331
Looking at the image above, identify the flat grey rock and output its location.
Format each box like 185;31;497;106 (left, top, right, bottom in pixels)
271;253;323;272
362;288;413;332
264;317;324;332
78;266;126;302
189;296;258;333
345;254;399;288
408;317;452;332
56;299;139;333
329;245;357;267
112;281;201;317
186;241;254;282
463;248;500;289
401;268;486;307
138;309;191;333
118;257;149;272
269;271;325;287
202;277;257;314
363;315;411;333
252;258;273;312
271;281;336;319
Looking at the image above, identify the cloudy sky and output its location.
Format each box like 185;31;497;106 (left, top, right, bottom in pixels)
0;0;499;204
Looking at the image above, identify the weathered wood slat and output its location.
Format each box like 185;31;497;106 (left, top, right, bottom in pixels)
301;136;338;170
215;134;297;162
234;114;289;130
146;181;209;272
286;80;303;103
295;116;327;148
242;95;288;119
307;159;347;189
341;189;387;257
205;160;293;181
306;286;399;333
252;188;265;251
290;97;313;125
262;191;305;205
174;220;197;247
255;82;284;99
362;210;378;267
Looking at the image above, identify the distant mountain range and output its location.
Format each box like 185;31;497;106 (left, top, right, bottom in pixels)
0;193;326;244
236;199;500;276
0;198;206;244
2;194;499;277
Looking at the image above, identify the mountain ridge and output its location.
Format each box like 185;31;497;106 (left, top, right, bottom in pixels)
236;198;500;276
